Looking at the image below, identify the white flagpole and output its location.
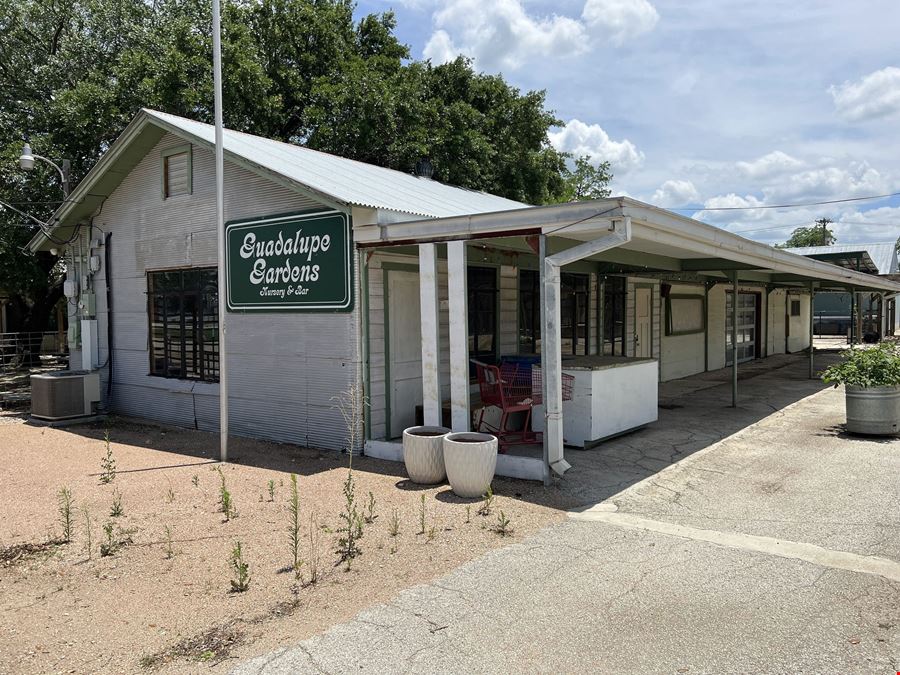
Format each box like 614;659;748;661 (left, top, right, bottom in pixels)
212;0;228;462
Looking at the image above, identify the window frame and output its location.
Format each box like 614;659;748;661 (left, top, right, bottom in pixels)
147;267;219;382
602;276;627;356
665;294;706;336
517;269;590;356
467;265;499;375
161;144;193;199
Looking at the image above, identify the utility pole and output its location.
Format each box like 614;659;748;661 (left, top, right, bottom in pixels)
814;218;832;246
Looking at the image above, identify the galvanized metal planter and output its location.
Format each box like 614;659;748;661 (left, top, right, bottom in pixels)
402;426;449;484
845;385;900;436
443;432;498;499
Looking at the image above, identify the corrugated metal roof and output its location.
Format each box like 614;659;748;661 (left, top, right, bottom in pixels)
144;109;528;219
784;242;899;275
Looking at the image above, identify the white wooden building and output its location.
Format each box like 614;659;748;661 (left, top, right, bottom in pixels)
28;110;900;481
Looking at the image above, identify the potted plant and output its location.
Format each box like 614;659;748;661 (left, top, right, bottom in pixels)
442;432;498;498
402;426;450;484
822;342;900;436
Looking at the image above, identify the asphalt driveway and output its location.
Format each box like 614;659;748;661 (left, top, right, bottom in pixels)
233;355;900;674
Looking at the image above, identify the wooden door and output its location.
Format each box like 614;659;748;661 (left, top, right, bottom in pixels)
388;270;422;438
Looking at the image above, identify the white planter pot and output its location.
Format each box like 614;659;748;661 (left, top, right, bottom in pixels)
402;426;450;484
443;432;498;499
845;385;900;436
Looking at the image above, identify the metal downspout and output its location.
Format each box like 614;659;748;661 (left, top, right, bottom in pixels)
808;281;815;379
541;217;632;477
731;270;738;408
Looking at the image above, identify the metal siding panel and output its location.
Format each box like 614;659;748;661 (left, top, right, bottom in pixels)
94;132;360;450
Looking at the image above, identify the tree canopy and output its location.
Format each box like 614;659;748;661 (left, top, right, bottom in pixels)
777;218;836;248
1;0;614;332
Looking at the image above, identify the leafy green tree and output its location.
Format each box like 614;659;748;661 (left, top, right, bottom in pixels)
777;218;836;248
555;156;613;202
0;0;606;336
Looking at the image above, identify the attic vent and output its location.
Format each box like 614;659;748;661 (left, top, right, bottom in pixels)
414;158;434;179
163;147;191;198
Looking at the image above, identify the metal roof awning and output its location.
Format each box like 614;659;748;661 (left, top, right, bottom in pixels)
353;197;900;294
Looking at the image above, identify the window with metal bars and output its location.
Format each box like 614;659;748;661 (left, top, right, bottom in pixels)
603;276;627;356
148;268;219;381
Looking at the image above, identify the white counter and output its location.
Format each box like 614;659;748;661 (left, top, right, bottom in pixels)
532;356;658;447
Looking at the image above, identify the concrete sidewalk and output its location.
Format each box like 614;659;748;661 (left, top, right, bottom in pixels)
233;356;900;673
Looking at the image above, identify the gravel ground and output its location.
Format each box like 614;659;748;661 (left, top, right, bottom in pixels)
0;418;565;674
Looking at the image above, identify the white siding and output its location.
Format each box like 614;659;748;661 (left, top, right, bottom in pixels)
80;133;359;451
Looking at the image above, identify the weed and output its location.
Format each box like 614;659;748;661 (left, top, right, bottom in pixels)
229;541;250;592
268;479;276;502
418;494;426;535
216;467;236;521
99;429;116;484
492;511;513;537
100;522;117;557
288;474;301;577
427;524;436;542
336;469;362;569
330;384;368;457
57;487;74;543
82;506;93;559
110;490;124;518
164;525;175;559
192;474;200;488
465;504;471;524
306;513;320;585
388;508;400;537
165;486;176;504
477;485;494;517
364;491;377;524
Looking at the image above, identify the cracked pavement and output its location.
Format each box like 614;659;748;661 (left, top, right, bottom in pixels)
233;354;900;673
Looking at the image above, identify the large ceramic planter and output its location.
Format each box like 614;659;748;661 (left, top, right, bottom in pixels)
442;432;498;499
845;385;900;436
402;426;450;484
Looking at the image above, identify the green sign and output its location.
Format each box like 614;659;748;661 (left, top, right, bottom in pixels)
226;211;353;312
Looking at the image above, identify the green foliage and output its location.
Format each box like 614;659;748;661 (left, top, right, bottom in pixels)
267;479;276;502
477;486;494;516
288;474;301;577
492;511;513;537
109;490;124;517
216;467;236;521
388;507;400;537
822;343;900;388
364;491;377;524
229;541;250;592
99;429;116;484
164;524;175;560
777;219;836;248
82;505;93;559
418;494;426;535
100;522;117;557
336;468;362;569
555;156;613;203
57;486;74;543
1;0;597;331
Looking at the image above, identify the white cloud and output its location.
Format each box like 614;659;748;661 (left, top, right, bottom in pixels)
422;0;658;71
582;0;659;46
651;179;699;207
736;151;805;179
423;0;588;71
760;161;889;203
422;30;458;64
829;66;900;122
549;119;644;173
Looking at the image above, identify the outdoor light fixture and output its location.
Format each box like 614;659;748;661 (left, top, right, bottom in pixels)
415;158;434;179
19;141;71;197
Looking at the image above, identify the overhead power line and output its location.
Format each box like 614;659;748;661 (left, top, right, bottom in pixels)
674;190;900;212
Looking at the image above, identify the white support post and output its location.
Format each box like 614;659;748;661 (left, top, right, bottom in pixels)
419;243;441;426
447;241;470;432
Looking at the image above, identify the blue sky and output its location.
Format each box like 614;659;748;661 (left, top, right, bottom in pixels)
356;0;900;246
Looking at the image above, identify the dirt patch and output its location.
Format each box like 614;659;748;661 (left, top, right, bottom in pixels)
0;418;568;674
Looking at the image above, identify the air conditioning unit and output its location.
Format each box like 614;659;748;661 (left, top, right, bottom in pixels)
31;370;101;421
